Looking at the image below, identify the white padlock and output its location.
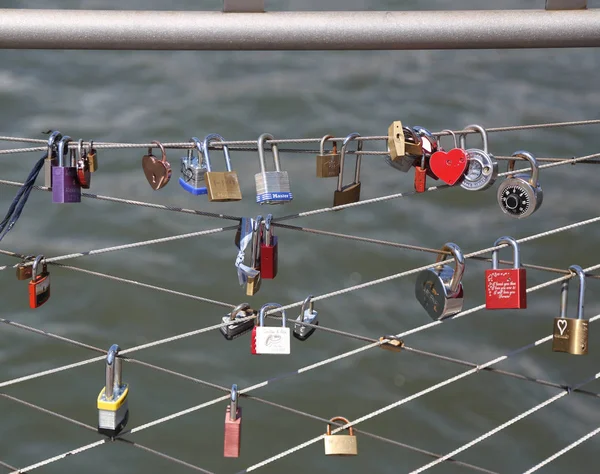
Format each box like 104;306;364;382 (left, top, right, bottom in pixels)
251;302;290;355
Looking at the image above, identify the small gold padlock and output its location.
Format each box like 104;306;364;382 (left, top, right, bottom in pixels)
324;416;358;456
15;255;36;281
552;265;589;355
87;140;98;172
202;134;242;202
387;121;405;163
333;133;362;208
316;134;341;178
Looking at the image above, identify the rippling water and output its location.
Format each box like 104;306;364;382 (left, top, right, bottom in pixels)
1;1;600;473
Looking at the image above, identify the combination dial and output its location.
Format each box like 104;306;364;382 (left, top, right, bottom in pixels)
499;185;530;216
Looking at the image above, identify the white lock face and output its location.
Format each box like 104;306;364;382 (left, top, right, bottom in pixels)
460;149;497;191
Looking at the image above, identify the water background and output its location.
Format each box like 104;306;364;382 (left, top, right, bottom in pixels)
1;1;600;473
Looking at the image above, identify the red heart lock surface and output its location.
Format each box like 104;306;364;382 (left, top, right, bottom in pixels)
429;148;468;186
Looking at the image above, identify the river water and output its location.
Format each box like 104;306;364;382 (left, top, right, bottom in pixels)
1;1;600;473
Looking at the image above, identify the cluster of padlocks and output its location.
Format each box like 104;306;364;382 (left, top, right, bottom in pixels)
42;123;543;217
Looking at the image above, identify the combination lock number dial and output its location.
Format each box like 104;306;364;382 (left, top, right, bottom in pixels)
500;185;530;216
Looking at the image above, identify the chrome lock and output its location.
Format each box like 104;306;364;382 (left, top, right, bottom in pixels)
458;124;498;191
497;150;543;219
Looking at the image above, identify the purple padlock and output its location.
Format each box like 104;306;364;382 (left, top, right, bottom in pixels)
52;135;81;204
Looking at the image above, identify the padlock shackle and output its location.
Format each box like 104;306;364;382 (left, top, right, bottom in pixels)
299;294;314;322
508;150;539;186
258;302;286;327
230;384;238;421
57;136;72;167
319;134;337;156
46;130;63;158
202;133;232;173
257;133;281;174
326;416;353;436
439;129;458;150
229;302;251;322
459;124;489;153
105;344;121;401
560;265;586;320
264;214;273;247
77;138;84;161
435;242;465;295
337;132;362;192
491;236;520;269
149;140;167;163
187;137;203;164
250;216;263;268
31;255;44;280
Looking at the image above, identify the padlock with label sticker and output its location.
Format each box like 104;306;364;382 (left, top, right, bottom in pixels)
28;255;50;309
251;303;290;355
97;344;129;438
485;236;526;309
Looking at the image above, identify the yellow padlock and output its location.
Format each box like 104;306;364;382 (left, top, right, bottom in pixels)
323;416;358;456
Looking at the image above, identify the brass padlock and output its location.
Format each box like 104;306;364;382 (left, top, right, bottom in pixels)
552;265;589;355
246;216;262;296
202;133;242;202
333;133;362;207
87;140;98;173
324;417;358;456
316;134;340;178
16;255;36;280
387;121;405;163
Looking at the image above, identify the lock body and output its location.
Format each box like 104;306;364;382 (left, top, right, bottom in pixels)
333;182;361;207
205;171;242;202
220;308;256;340
485;268;527;309
415;267;464;320
223;406;242;458
251;326;291;354
52;166;81;203
76;155;92;189
552;318;588;355
87;148;98;172
414;164;427;193
459;149;497;191
180;156;208;195
324;434;358;456
293;309;318;341
260;236;278;279
255;171;292;204
29;273;50;309
97;384;129;437
316;153;341;177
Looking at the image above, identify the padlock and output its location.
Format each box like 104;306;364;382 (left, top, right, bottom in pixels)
333;133;362;207
254;133;293;204
403;126;424;157
202;133;242;202
87;139;98;173
251;303;290;355
223;384;242;458
457;124;498;191
246;216;262;296
75;139;92;189
412;126;441;181
324;417;358;456
260;214;278;279
220;303;256;340
97;344;130;438
415;243;465;320
428;129;467;185
52;135;81;203
414;154;427;193
16;255;35;280
385;125;419;172
553;265;589;355
44;130;62;188
179;137;207;195
316;134;341;178
497;150;543;219
485;236;527;310
28;255;50;309
142;140;172;190
293;294;319;341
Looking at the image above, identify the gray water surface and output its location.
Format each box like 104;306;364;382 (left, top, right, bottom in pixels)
1;1;600;473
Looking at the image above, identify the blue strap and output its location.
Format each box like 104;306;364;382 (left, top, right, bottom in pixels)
0;154;47;241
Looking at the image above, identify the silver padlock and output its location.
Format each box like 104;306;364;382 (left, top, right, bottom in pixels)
497;150;543;219
179;137;208;195
412;126;439;157
293;294;319;341
97;344;129;438
220;302;256;340
415;243;465;320
385;126;422;172
254;133;293;205
458;124;498;191
251;303;291;355
44;130;63;188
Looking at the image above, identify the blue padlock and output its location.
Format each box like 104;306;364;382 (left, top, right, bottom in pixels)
179;137;208;195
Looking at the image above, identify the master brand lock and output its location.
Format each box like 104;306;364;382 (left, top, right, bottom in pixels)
458;124;498;191
251;303;290;355
28;255;50;309
75;139;92;189
179;137;207;195
260;214;278;279
202;133;242;202
333;132;362;207
44;130;62;188
293;294;319;341
497;150;543;219
97;344;129;437
220;302;256;340
52;135;81;203
254;133;293;204
324;417;358;456
552;265;589;355
316;134;340;178
223;384;242;458
415;242;465;320
485;236;527;310
142;140;172;190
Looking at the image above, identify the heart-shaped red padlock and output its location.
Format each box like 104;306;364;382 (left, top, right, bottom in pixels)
429;148;468;186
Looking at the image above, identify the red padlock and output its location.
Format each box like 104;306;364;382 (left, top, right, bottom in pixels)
75;139;92;189
485;236;527;310
29;255;51;309
224;384;242;458
414;155;427;193
250;324;258;355
260;214;278;279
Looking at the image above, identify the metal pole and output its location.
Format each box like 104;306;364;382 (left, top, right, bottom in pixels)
0;9;599;50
